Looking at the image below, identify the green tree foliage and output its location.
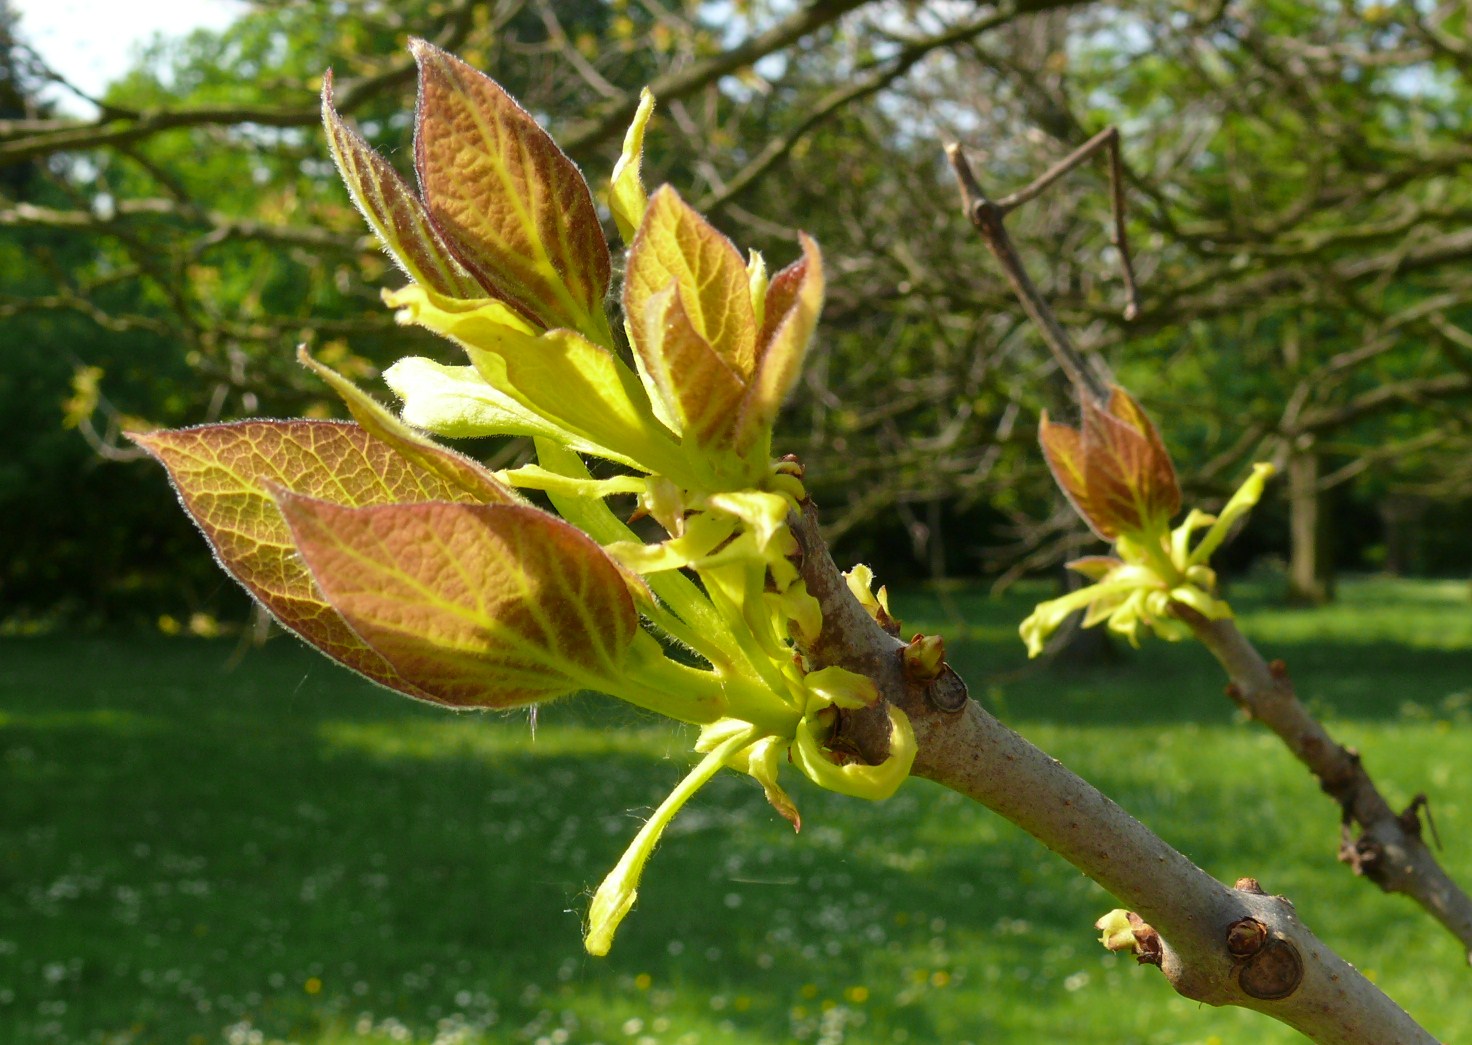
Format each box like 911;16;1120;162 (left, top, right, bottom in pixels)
0;1;214;621
6;0;1042;620
921;3;1472;582
7;0;1472;622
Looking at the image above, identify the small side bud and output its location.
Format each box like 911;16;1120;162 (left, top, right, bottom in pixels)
1226;917;1268;958
903;633;946;684
1096;909;1136;952
1095;909;1162;966
774;454;805;481
843;563;902;635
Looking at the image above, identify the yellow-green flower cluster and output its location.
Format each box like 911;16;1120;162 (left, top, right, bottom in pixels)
1022;386;1274;657
322;41;914;955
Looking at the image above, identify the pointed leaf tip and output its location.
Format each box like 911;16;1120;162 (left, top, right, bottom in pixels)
132;420;512;702
610;87;656;243
586;724;756;955
321;69;485;299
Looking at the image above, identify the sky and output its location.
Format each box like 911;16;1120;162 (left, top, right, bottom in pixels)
12;0;243;111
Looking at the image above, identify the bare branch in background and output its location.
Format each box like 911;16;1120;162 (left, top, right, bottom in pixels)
947;117;1472;969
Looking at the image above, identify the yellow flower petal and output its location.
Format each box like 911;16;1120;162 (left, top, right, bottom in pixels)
609;88;655;243
1189;463;1276;566
791;704;915;800
586;724;757;956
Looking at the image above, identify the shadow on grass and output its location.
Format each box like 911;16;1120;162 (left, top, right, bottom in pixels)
0;635;1315;1044
6;636;957;1043
896;576;1472;728
5;575;1472;1044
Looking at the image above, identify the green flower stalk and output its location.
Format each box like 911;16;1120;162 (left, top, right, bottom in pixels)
585;722;759;957
1020;387;1275;657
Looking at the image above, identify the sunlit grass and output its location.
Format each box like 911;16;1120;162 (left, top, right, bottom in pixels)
3;576;1471;1043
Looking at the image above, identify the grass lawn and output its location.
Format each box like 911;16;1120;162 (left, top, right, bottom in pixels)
3;576;1472;1044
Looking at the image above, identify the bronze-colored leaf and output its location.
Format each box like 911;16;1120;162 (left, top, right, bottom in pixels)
321;71;486;300
1039;411;1111;539
130;421;508;702
277;496;639;708
1106;387;1177;494
412;39;611;339
638;284;748;446
625;185;757;381
1081;391;1180;536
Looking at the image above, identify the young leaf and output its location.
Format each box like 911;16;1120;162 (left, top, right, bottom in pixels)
1038;387;1181;542
735;233;824;454
131;421;515;700
585;722;759;956
297;346;517;504
625;185;757;383
638;284;747;446
467;329;675;473
321;71;486;300
1039;411;1106;537
1107;386;1173;468
411;39;611;341
609;88;655;243
275;496;639;708
1187;462;1276;566
383;356;588;444
388;284;689;480
1081;390;1180;538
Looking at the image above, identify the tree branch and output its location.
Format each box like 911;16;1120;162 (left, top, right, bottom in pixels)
788;504;1439;1044
935;125;1472;1031
0;199;371;253
558;0;1096;160
0;5;480;167
559;0;874;156
945;142;1117;403
1183;612;1472;965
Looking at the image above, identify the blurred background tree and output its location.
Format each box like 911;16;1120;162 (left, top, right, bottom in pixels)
4;0;1471;628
